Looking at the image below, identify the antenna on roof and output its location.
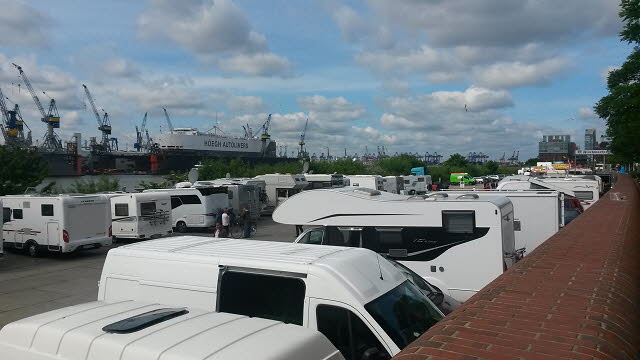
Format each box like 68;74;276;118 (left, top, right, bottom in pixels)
376;255;384;281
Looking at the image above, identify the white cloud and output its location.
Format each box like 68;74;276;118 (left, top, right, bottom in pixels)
0;0;52;47
137;0;292;77
600;65;619;81
227;95;264;113
474;58;572;89
430;86;513;112
218;53;293;77
101;58;141;79
578;107;599;120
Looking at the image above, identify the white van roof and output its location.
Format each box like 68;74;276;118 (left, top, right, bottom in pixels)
0;300;343;360
104;237;406;305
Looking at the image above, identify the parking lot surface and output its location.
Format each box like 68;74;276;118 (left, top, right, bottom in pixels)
0;218;298;328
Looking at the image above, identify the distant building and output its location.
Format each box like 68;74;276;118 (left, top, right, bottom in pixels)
585;129;597;150
538;134;576;162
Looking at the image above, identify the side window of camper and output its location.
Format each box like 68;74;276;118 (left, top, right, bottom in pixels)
115;204;129;217
12;209;23;220
299;229;323;245
170;196;182;209
277;189;287;198
3;207;11;222
41;204;54;216
442;211;475;234
574;191;594;200
218;271;305;325
227;192;233;200
418;177;424;182
404;180;410;184
316;304;390;360
178;195;202;205
140;202;156;215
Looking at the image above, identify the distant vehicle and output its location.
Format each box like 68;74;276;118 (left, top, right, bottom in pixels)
98;237;444;357
473;177;484;183
144;186;228;232
107;192;172;240
410;166;426;176
1;194;111;257
253;174;309;212
0;301;345;360
345;175;384;191
382;176;404;194
303;173;346;190
497;176;600;209
400;175;431;195
194;181;261;221
210;177;269;214
450;172;475;185
273;187;518;302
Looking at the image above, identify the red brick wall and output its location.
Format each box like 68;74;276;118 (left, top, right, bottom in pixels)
395;175;640;360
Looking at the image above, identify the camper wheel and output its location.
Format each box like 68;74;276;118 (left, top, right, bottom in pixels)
176;221;188;233
25;241;39;257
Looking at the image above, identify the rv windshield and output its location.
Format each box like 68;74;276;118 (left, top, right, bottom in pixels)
365;280;443;349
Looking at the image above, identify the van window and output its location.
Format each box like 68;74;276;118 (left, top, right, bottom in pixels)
3;207;11;223
41;204;54;216
140;202;156;216
178;195;201;205
218;271;305;325
170;196;182;209
316;304;390;360
197;187;227;196
115;203;129;217
442;211;475;234
228;191;233;200
574;191;594;200
404;180;410;184
299;229;323;245
277;189;287;198
418;177;424;182
13;209;23;219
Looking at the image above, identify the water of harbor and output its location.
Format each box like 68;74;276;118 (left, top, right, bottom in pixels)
38;174;166;192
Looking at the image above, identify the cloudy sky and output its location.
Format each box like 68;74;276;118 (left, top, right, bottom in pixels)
0;0;630;159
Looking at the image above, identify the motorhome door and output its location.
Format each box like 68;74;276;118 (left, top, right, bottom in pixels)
47;222;59;248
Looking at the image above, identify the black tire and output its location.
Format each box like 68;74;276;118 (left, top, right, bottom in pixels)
176;221;188;233
229;224;242;238
26;241;39;257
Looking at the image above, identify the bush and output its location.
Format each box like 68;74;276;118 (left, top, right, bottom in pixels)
0;146;47;195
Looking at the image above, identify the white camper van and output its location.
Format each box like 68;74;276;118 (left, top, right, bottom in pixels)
345;175;384;191
437;190;563;254
304;173;346;190
0;301;345;360
253;174;308;212
401;175;431;195
107;192;172;240
144;186;228;232
1;194;112;256
382;176;404;194
194;181;261;221
497;176;600;209
98;237;444;357
211;178;269;215
273;188;518;302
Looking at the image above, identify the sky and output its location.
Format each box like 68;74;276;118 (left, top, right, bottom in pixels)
0;0;632;160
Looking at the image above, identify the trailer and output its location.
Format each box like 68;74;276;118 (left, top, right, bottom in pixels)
144;186;228;232
273;187;518;302
210;177;269;214
497;176;600;209
303;173;346;190
345;175;384;191
382;176;404;194
107;192;172;240
436;190;563;254
400;175;431;195
194;181;261;221
253;174;308;212
1;194;112;256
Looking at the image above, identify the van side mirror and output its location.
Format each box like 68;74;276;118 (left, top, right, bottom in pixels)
362;347;390;360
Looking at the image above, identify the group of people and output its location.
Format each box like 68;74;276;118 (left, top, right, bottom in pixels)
214;207;254;238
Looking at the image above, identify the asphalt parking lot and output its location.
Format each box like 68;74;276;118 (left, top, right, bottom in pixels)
0;217;298;328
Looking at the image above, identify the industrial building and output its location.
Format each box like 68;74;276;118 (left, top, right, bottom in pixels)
585;129;597;150
538;134;576;162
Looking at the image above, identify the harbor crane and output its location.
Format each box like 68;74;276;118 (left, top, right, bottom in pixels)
12;63;61;150
298;118;309;159
83;84;115;152
162;108;174;132
134;112;150;152
259;114;272;155
508;151;519;163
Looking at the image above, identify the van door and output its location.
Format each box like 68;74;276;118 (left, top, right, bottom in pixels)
46;222;60;248
308;298;394;359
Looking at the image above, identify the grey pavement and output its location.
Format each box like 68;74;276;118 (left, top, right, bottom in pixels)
0;217;297;328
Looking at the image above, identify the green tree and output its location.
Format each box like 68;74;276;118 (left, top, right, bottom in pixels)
0;146;47;195
594;1;640;164
67;176;120;193
524;158;539;166
376;154;424;176
483;161;500;175
443;153;468;167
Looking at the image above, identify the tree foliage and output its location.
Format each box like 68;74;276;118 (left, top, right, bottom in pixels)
442;153;468;167
67;176;120;193
0;146;47;195
595;0;640;164
524;158;540;166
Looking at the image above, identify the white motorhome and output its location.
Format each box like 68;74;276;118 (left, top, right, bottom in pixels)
211;177;268;214
0;301;344;360
144;186;228;232
382;176;404;194
98;237;444;357
1;194;111;257
436;190;564;254
345;175;384;191
303;173;346;190
497;176;600;209
400;175;431;195
253;174;308;211
273;188;518;302
107;192;172;240
194;181;261;221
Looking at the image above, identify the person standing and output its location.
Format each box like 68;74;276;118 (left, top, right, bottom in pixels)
221;209;230;234
241;207;253;238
